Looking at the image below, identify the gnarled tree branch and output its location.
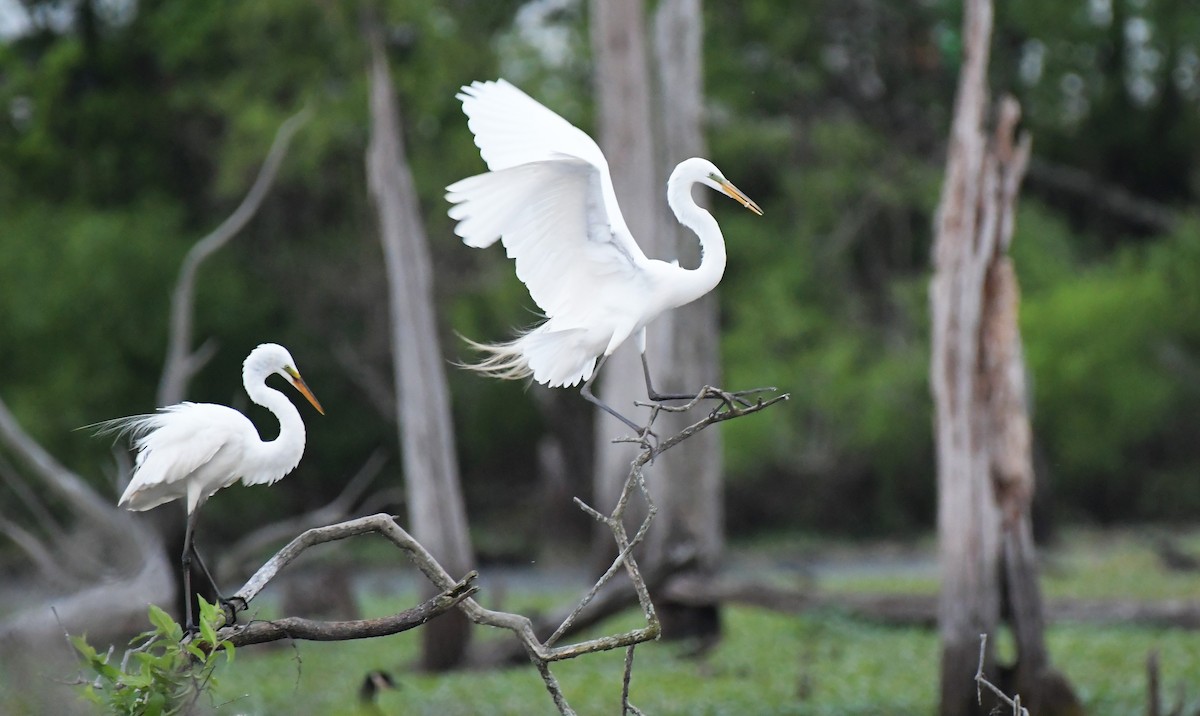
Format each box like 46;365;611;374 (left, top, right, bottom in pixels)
157;108;311;406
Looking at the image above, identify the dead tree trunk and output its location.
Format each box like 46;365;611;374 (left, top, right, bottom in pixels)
646;0;724;643
589;0;664;566
931;1;1079;714
365;29;475;671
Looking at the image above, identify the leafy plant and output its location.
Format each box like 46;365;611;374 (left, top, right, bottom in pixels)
71;598;234;715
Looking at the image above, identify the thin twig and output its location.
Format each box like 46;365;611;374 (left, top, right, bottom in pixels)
216;449;388;577
975;633;1030;716
621;645;644;715
183;384;786;716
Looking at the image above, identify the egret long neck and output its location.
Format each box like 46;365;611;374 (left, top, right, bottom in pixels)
666;171;728;304
243;368;306;475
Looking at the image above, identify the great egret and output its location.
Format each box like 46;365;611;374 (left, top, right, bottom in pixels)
446;79;762;431
94;343;324;629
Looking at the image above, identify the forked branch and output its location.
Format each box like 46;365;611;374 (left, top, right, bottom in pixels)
206;387;785;715
976;633;1031;716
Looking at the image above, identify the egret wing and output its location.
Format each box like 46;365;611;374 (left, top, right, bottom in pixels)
449;80;651;320
447;159;647;321
457;79;606;172
112;404;251;508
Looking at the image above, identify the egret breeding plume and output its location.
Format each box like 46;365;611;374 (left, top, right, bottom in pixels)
94;343;323;629
446;79;762;431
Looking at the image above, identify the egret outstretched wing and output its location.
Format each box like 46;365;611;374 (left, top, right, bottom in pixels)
457;79;602;170
446;80;650;322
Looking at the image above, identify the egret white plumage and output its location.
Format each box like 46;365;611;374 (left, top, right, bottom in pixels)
446;79;762;431
94;343;323;629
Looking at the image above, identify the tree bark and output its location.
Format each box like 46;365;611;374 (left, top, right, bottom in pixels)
646;0;724;641
589;0;663;565
931;1;1078;714
365;28;475;671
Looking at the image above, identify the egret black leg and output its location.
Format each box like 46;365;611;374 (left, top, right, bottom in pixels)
641;353;697;402
580;355;644;433
640;353;774;408
190;546;223;599
190;544;243;623
180;510;200;633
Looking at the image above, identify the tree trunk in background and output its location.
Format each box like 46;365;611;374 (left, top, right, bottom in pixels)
646;0;724;643
589;0;663;566
931;0;1080;714
365;29;474;671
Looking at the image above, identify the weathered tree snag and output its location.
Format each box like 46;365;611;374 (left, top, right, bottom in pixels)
365;27;475;671
0;396;174;646
930;0;1079;714
647;0;724;643
589;0;663;572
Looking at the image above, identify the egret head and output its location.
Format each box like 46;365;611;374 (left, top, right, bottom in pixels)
246;343;325;414
684;158;763;216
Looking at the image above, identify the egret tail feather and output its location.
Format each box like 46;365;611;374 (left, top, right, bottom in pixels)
457;334;534;382
459;327;596;388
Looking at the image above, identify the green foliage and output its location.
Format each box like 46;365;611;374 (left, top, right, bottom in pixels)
71;598;234;715
1021;216;1200;520
716;111;940;533
3;0;1200;539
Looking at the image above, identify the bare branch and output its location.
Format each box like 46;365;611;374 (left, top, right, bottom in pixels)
221;574;477;647
1026;156;1178;235
469;387;788;713
10;376;785;713
622;645;647;716
216;449;388;578
975;633;1030;716
0;395;126;536
0;521;174;645
0;513;79;589
0;451;66;541
635;387;789;460
157;108;311;406
332;340;397;423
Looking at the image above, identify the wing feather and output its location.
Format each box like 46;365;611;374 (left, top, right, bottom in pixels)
448;80;653;322
104;403;253;511
457;79;606;171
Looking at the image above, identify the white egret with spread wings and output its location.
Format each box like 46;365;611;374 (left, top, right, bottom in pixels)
446;79;762;431
94;342;323;629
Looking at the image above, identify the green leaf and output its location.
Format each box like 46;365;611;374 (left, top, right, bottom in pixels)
147;604;181;640
69;634;97;660
199;620;218;651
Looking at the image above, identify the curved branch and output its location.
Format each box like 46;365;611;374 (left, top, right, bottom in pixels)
203;390;788;716
216;449;388;578
157;108;311;405
221;574;477;647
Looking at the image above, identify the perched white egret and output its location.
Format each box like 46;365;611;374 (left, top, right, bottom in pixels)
94;343;323;628
446;79;763;431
